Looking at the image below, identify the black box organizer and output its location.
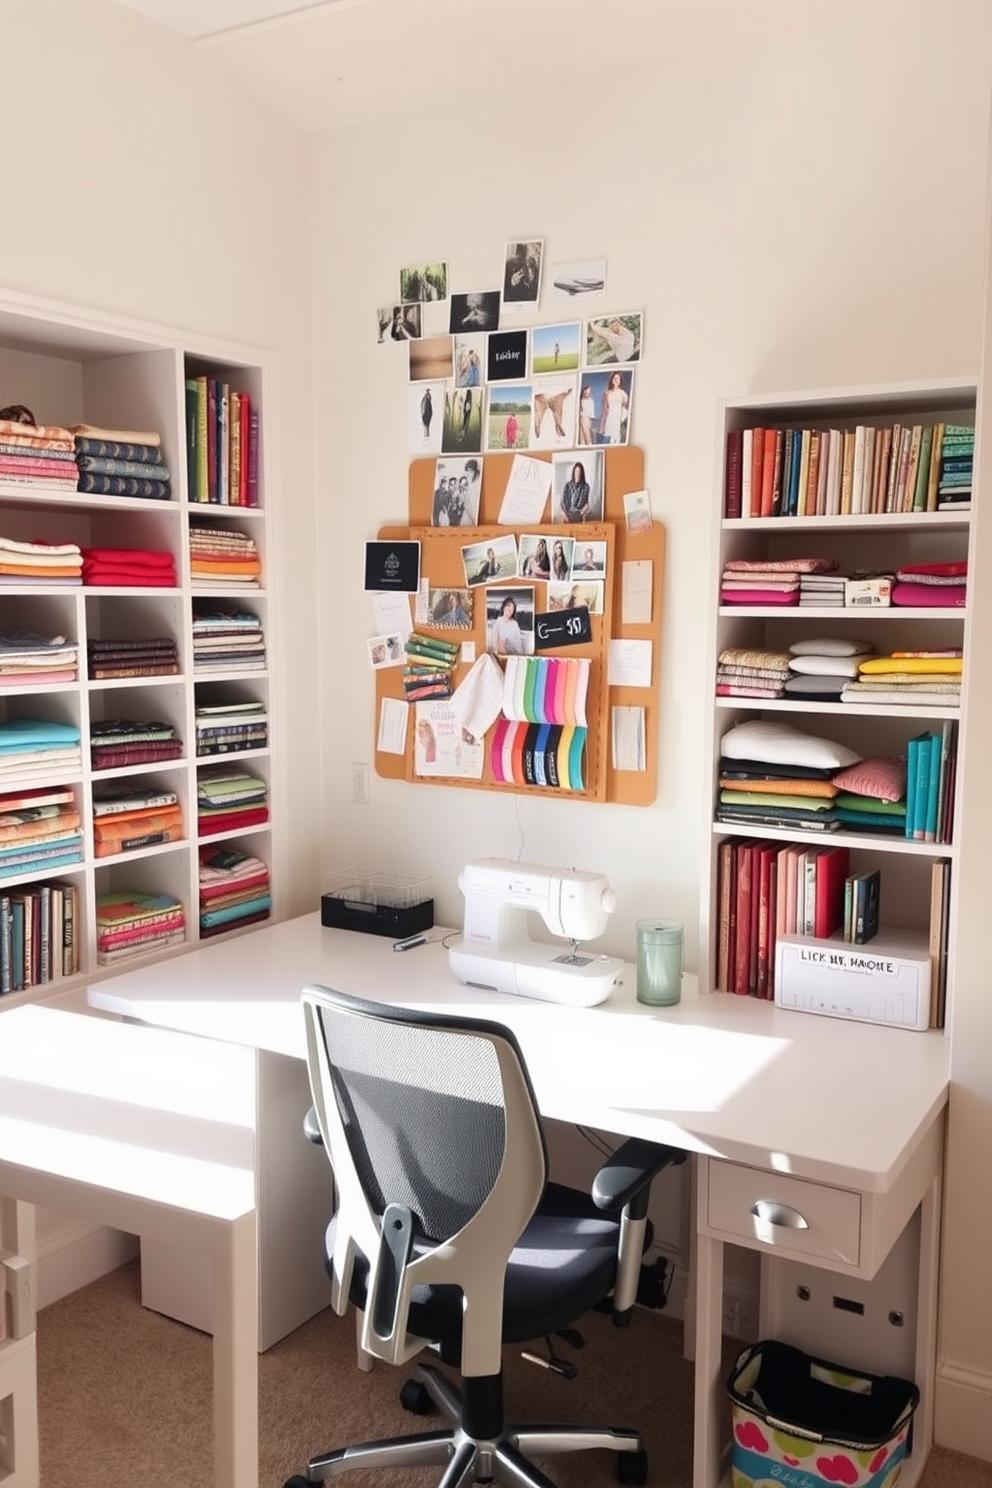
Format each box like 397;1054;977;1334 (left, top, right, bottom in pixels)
320;869;434;939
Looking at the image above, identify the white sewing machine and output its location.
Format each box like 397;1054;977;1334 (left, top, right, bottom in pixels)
448;857;625;1007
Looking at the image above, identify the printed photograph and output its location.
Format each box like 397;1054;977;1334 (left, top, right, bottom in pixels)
486;586;535;658
547;579;605;615
576;381;598;446
428;586;474;628
462;534;518;587
453;333;485;389
432;456;483;527
530;322;582;374
487;329;528;383
572;539;607;576
449;290;500;334
441;384;483;454
415;699;484;780
530;374;578;451
584;311;643;365
408;381;444;454
547;535;575;581
486;385;532;451
400;261;448;303
377;303;422;342
553;449;604;523
409;334;454;382
517;533;552;580
367;632;405;668
551;258;607;301
584;366;634;446
501;239;543;309
624;489;652;534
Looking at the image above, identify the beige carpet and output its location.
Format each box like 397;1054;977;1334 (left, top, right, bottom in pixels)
36;1260;992;1488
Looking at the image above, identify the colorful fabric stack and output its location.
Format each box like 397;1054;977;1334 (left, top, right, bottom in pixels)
191;606;266;672
90;718;183;770
189;526;262;587
87;635;179;680
715;647;791;699
70;424;170;499
0;415;79;490
717;719;865;832
841;650;963;707
0;629;78;686
80;546;177;586
91;780;184;858
891;561;967;608
936;425;974;510
198;844;271;937
0;718;82;786
784;637;874;702
0;534;82;585
720;557;838;607
0;785;83;880
197;766;268;836
195;701;268;756
95;890;185;967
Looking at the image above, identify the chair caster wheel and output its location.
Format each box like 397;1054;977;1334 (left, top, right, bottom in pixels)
399;1377;434;1414
616;1448;648;1484
284;1477;314;1487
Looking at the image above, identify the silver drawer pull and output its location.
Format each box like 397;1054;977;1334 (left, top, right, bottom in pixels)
750;1200;810;1230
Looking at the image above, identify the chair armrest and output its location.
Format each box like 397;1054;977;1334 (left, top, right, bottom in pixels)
591;1137;686;1214
303;1105;324;1144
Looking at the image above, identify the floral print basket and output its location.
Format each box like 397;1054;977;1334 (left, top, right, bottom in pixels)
726;1340;919;1488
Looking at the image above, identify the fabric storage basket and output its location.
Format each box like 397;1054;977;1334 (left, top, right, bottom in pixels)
726;1340;919;1488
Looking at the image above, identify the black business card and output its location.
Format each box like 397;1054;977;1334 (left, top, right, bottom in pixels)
364;540;421;592
487;330;528;382
534;606;592;650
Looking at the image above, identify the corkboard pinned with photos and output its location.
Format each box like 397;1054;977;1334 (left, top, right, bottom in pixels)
373;446;663;805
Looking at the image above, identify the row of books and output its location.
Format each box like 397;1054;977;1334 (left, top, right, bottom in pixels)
724;422;974;519
185;375;259;506
905;723;957;843
0;879;80;994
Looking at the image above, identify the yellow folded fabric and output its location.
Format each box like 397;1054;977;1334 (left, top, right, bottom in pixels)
718;776;838;798
859;656;963;675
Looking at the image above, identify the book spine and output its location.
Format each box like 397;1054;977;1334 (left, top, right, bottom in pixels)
229;391;243;510
207;378;218;502
247;406;260;507
740;428;753;518
724;430;743;519
0;895;10;994
219;382;230;504
195;374;209;501
759;430;778;518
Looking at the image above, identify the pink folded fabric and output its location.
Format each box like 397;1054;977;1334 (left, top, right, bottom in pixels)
721;588;800;606
891;582;966;608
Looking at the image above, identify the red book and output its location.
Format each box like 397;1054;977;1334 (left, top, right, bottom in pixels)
759;431;778;517
733;841;755;995
716;838;737;992
755;843;778;999
725;430;743;519
814;845;851;939
239;392;251;506
749;429;765;517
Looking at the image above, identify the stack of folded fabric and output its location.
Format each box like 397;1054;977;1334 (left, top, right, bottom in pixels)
784;637;874;702
936;426;974;510
87;635;179;680
720;557;839;607
191;605;266;672
80;546;177;587
891;561;967;608
0;784;83;880
0;629;78;686
717;719;864;831
0;534;83;585
90;719;183;770
91;780;184;858
195;700;268;756
841;650;963;707
0;413;79;490
189;526;262;587
198;844;271;937
95;890;185;966
197;766;269;836
799;571;847;606
715;647;791;699
0;718;82;785
70;424;170;499
829;755;908;835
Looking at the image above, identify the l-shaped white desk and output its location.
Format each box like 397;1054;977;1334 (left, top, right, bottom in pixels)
88;911;951;1488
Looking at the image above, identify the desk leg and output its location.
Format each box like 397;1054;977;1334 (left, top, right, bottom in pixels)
212;1211;258;1488
913;1173;941;1467
692;1228;727;1488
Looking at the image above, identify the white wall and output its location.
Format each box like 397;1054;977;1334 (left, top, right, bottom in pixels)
309;0;992;1454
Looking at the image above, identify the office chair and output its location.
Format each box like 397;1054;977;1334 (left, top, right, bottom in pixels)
284;984;687;1488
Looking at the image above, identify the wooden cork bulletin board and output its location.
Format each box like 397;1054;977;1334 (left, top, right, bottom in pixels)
374;446;663;805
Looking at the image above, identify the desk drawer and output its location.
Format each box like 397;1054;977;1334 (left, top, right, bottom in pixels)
704;1162;862;1267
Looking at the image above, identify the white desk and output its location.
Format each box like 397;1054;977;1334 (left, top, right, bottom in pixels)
88;912;951;1488
0;1005;258;1488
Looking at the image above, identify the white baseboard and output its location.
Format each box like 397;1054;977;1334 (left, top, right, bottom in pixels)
935;1361;992;1461
36;1220;138;1311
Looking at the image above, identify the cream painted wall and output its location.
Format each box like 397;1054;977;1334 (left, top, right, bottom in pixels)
309;0;992;1456
0;0;320;915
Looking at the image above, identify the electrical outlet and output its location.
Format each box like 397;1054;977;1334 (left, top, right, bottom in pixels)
352;762;370;804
